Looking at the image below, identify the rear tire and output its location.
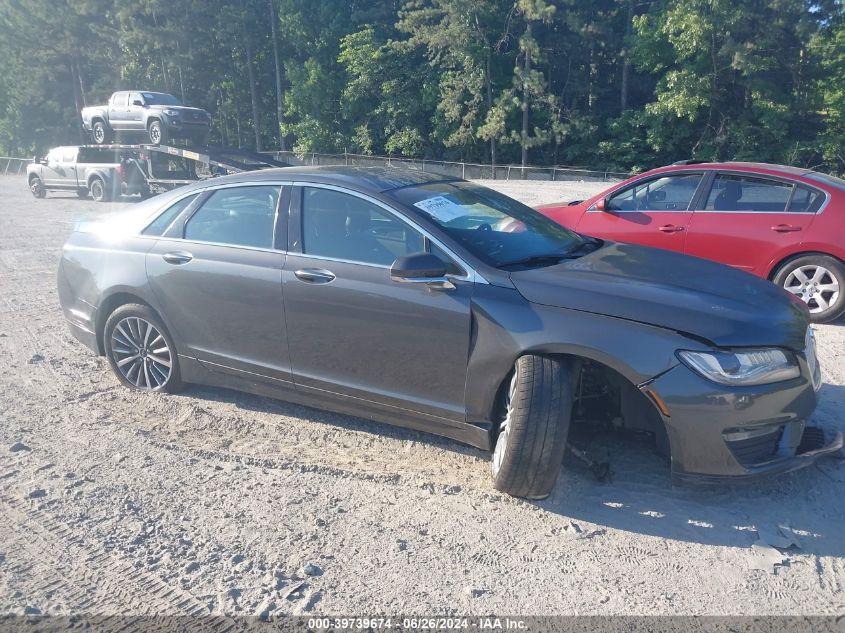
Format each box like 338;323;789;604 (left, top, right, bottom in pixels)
104;303;183;393
491;355;576;499
92;120;111;144
89;177;110;203
29;176;46;199
773;254;845;323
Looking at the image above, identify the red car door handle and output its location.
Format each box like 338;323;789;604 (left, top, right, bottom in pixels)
771;224;802;233
658;224;684;233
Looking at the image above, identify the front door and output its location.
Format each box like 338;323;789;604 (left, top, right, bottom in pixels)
282;185;473;422
145;183;292;384
684;173;820;275
577;172;704;253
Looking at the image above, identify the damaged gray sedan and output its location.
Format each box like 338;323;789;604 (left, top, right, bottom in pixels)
58;167;843;498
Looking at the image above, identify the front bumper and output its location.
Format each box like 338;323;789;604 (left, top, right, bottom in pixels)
647;362;842;483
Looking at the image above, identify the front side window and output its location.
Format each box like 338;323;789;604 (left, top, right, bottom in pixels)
389;182;589;269
302;187;423;266
143;194;199;236
142;92;181;106
606;174;702;212
705;175;793;212
61;147;77;163
184;186;279;248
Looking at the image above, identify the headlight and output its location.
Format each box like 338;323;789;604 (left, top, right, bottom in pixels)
678;348;799;386
164;109;180;117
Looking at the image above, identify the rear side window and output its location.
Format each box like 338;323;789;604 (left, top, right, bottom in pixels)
143;194;198;236
787;186;824;213
705;175;793;212
111;92;128;107
184;186;279;248
606;174;702;211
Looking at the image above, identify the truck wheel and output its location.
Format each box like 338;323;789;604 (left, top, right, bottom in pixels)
148;120;166;145
29;176;46;199
89;177;111;203
491;355;577;499
92;121;111;144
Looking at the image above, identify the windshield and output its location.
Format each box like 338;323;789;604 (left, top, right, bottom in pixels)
142;92;182;106
390;181;589;268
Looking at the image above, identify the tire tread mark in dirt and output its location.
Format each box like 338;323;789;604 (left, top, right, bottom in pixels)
0;494;238;631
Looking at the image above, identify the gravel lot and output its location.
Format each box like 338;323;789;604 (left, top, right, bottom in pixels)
1;174;844;618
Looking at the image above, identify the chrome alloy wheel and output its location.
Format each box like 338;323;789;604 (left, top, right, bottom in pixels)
492;368;519;476
110;317;172;389
784;265;840;314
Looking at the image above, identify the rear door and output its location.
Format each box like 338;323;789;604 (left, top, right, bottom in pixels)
684;172;821;275
576;172;704;253
145;183;292;384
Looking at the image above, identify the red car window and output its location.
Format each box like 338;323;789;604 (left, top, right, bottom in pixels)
704;175;792;212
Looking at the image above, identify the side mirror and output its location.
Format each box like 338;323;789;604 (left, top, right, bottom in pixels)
390;252;454;290
595;197;609;212
132;100;144;107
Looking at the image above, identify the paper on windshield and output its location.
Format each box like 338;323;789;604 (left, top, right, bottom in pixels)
413;196;466;223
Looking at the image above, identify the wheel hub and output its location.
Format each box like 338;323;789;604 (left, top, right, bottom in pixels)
784;265;840;314
110;317;172;390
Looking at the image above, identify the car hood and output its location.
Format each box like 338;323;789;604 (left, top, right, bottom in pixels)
508;242;809;350
150;105;208;117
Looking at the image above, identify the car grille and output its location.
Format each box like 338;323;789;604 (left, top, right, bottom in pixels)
725;426;784;467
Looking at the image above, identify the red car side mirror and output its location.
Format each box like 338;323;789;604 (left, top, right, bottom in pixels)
595;197;608;212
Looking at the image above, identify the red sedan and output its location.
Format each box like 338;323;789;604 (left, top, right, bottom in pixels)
537;162;845;323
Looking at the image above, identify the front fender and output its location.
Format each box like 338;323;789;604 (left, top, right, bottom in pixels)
464;283;708;425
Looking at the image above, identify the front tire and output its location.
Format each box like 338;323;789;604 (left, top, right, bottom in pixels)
491;355;576;499
29;176;46;198
774;255;845;323
103;304;183;393
148;120;165;145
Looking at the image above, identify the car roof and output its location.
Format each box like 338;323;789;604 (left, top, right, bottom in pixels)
192;165;461;194
649;161;815;178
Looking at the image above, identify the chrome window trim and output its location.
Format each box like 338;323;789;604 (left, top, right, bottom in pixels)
294;181;487;284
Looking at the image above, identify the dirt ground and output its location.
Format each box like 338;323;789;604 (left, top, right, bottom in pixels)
1;174;844;619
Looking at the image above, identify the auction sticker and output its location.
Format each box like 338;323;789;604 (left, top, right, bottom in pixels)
413;196;466;223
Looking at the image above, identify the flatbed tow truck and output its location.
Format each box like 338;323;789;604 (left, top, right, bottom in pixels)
107;143;291;195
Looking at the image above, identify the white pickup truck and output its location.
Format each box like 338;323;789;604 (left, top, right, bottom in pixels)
27;146;148;202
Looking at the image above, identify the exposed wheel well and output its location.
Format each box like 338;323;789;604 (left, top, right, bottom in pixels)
28;173;39;183
147;118;161;129
95;293;156;354
768;251;845;280
493;353;670;456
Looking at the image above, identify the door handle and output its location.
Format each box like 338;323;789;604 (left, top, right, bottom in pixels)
658;224;685;233
162;251;193;265
294;268;336;283
771;224;802;233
